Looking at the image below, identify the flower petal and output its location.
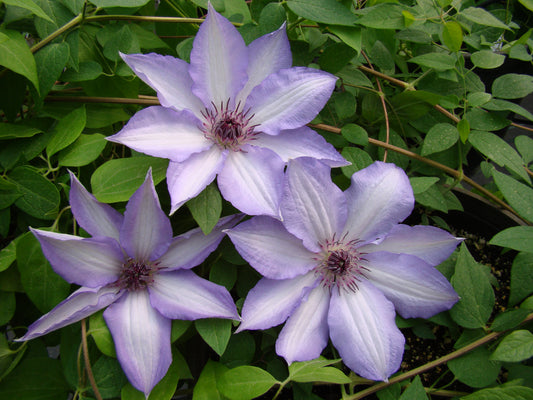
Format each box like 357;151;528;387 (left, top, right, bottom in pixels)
189;4;247;107
17;286;121;341
363;252;459;319
328;281;405;381
276;285;330;364
247;67;337;135
342;161;414;243
253;127;349;167
107;106;212;163
31;228;122;287
68;171;124;241
166;147;227;215
104;290;171;397
120;170;172;261
157;214;243;270
236;23;291;104
362;224;462;266
120;52;205;117
149;270;239;320
237;272;318;332
218;146;284;217
281;158;347;252
227;216;317;279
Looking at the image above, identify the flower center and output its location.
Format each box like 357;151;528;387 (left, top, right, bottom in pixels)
115;258;157;291
315;238;368;292
201;100;258;150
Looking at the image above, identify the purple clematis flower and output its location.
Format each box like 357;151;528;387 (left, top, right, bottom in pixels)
107;4;347;217
17;170;241;396
227;158;461;381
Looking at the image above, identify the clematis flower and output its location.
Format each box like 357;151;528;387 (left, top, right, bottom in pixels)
227;158;461;381
17;170;241;396
107;4;347;217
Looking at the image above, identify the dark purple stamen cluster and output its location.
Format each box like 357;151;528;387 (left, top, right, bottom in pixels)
316;236;369;292
201;99;258;149
115;258;157;291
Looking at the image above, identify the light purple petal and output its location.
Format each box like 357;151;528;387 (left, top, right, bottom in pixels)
237;272;318;332
218;146;284;218
227;216;317;279
363;252;459;319
361;224;462;266
31;228;123;288
148;270;239;320
253;127;349;167
107;107;211;163
189;4;247;107
157;214;243;270
16;286;121;341
69;171;123;241
120;52;205;118
104;290;171;397
236;23;291;104
120;170;172;261
328;281;405;381
167;146;227;215
281;158;347;252
342;161;414;243
276;285;330;364
247;67;337;135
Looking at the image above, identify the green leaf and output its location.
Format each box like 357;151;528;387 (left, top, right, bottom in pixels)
492;169;533;223
86;105;131;129
220;332;256;368
91;356;128;398
0;357;69;400
467;92;492;107
33;0;75;40
334;91;357;119
490;226;533;253
47;106;87;157
450;243;494;328
329;26;362;53
466;109;510;131
89;310;115;357
187;183;222;234
16;232;70;313
340;147;373;178
519;0;533;11
286;0;357;26
408;52;456;71
0;123;42;140
442;21;463;52
457;118;470;143
2;0;53;21
218;366;278;400
121;348;181;400
0;239;18;272
471;50;505;69
0;29;39;92
409;177;439;195
192;360;228;400
341;124;368;146
58;133;107;167
516;135;533;165
357;4;406;29
491;308;531;331
492;73;533;100
209;259;237;291
8;166;60;220
421;123;459;156
462;385;533;400
484;99;533;123
460;7;510;30
448;346;500;387
34;42;70;100
61;61;103;82
319;42;357;74
509;252;533;306
289;358;350;384
0;291;15;325
399;376;427;400
195;318;232;356
99;25;140;62
415;184;448;212
469;130;529;182
91;156;169;203
91;0;150;7
491;330;533;362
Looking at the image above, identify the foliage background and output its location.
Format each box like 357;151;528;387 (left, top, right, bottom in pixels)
1;0;533;399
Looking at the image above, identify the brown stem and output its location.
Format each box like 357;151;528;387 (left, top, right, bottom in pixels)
357;65;411;90
511;122;533;133
81;319;102;400
44;95;160;105
309;123;523;220
346;312;533;400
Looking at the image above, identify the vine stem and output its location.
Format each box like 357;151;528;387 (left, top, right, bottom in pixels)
345;312;533;400
309;122;524;221
81;318;103;400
